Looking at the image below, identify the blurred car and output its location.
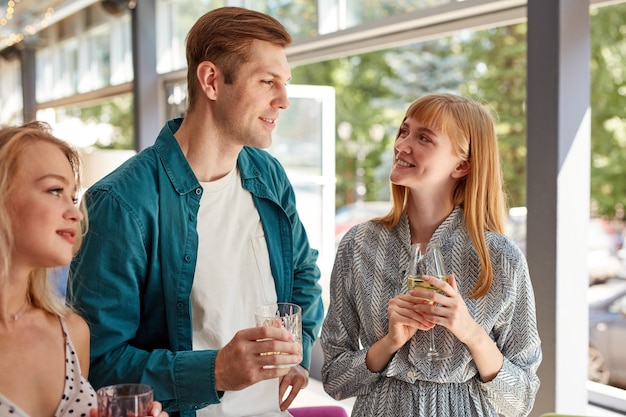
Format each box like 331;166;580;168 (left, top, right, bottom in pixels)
505;207;623;284
588;280;626;388
335;201;392;247
588;219;624;284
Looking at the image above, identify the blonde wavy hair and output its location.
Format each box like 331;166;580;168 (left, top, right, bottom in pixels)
0;121;86;317
379;93;507;298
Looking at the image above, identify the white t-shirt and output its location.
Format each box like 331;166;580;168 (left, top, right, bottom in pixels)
192;166;289;417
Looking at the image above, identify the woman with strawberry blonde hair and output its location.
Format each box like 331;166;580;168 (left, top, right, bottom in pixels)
321;93;541;416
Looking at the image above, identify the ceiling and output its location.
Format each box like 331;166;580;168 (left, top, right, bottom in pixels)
0;0;99;49
2;0;624;53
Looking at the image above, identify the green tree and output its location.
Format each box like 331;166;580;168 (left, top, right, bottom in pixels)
77;95;134;149
590;4;626;218
249;0;318;39
457;5;626;217
292;35;469;208
459;23;528;209
292;52;397;207
383;37;467;103
291;2;626;217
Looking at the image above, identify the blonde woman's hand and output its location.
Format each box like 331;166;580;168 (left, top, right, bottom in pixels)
147;401;168;417
90;400;169;417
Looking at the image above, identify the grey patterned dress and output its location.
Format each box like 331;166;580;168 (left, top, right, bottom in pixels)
321;207;541;417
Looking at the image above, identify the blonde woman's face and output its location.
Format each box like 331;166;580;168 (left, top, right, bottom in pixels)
7;141;83;271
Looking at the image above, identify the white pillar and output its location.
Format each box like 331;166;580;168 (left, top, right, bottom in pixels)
527;0;591;414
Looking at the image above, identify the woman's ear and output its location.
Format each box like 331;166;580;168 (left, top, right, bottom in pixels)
452;159;471;179
196;61;219;101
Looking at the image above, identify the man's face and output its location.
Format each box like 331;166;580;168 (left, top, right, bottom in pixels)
214;39;291;149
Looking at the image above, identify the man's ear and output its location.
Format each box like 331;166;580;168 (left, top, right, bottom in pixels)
197;61;219;100
452;159;471;179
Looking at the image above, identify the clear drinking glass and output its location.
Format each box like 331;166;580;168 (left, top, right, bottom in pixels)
97;383;153;417
255;302;302;368
406;242;452;360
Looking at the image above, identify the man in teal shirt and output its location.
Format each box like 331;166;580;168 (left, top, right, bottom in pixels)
69;7;323;417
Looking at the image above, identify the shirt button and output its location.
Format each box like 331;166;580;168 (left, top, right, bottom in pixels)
407;371;415;379
177;302;184;310
184;255;192;262
189;214;195;222
195;188;202;195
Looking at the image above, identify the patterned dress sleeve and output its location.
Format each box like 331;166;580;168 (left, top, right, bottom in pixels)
321;227;383;400
479;241;542;416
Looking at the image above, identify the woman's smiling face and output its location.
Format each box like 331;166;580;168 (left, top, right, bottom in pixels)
389;116;464;193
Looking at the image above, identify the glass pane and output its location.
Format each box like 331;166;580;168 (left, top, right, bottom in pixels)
59;40;79;97
38;94;134;150
0;59;22;124
164;81;188;119
82;30;111;91
36;47;55;103
344;0;450;28
245;0;319;40
270;95;324;176
292;182;324;253
156;0;226;74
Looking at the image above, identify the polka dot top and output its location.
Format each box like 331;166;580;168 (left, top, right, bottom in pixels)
0;318;97;417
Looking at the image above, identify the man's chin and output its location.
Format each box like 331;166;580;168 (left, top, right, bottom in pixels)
254;137;273;149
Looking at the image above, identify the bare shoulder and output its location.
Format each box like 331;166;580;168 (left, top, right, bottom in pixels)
64;311;91;374
65;311;90;343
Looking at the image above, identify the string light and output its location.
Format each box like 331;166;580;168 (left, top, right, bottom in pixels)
0;0;55;48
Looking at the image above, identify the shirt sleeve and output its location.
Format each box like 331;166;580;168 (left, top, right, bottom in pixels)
69;187;221;413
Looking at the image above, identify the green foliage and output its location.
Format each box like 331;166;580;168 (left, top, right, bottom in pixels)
292;37;468;208
590;4;626;218
75;94;134;149
81;1;622;218
250;0;318;39
354;0;451;23
292;52;398;207
459;24;528;209
293;2;626;218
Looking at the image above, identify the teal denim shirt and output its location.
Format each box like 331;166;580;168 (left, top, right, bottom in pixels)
69;119;323;416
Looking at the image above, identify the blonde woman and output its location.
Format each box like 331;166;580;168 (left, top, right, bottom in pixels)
0;122;166;417
321;93;542;416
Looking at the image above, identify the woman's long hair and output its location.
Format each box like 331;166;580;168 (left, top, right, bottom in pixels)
0;121;85;317
379;93;507;298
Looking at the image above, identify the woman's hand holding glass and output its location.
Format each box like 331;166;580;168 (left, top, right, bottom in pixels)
367;289;439;373
386;293;436;350
90;398;167;417
409;273;457;322
404;243;450;359
411;273;481;347
89;403;167;417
